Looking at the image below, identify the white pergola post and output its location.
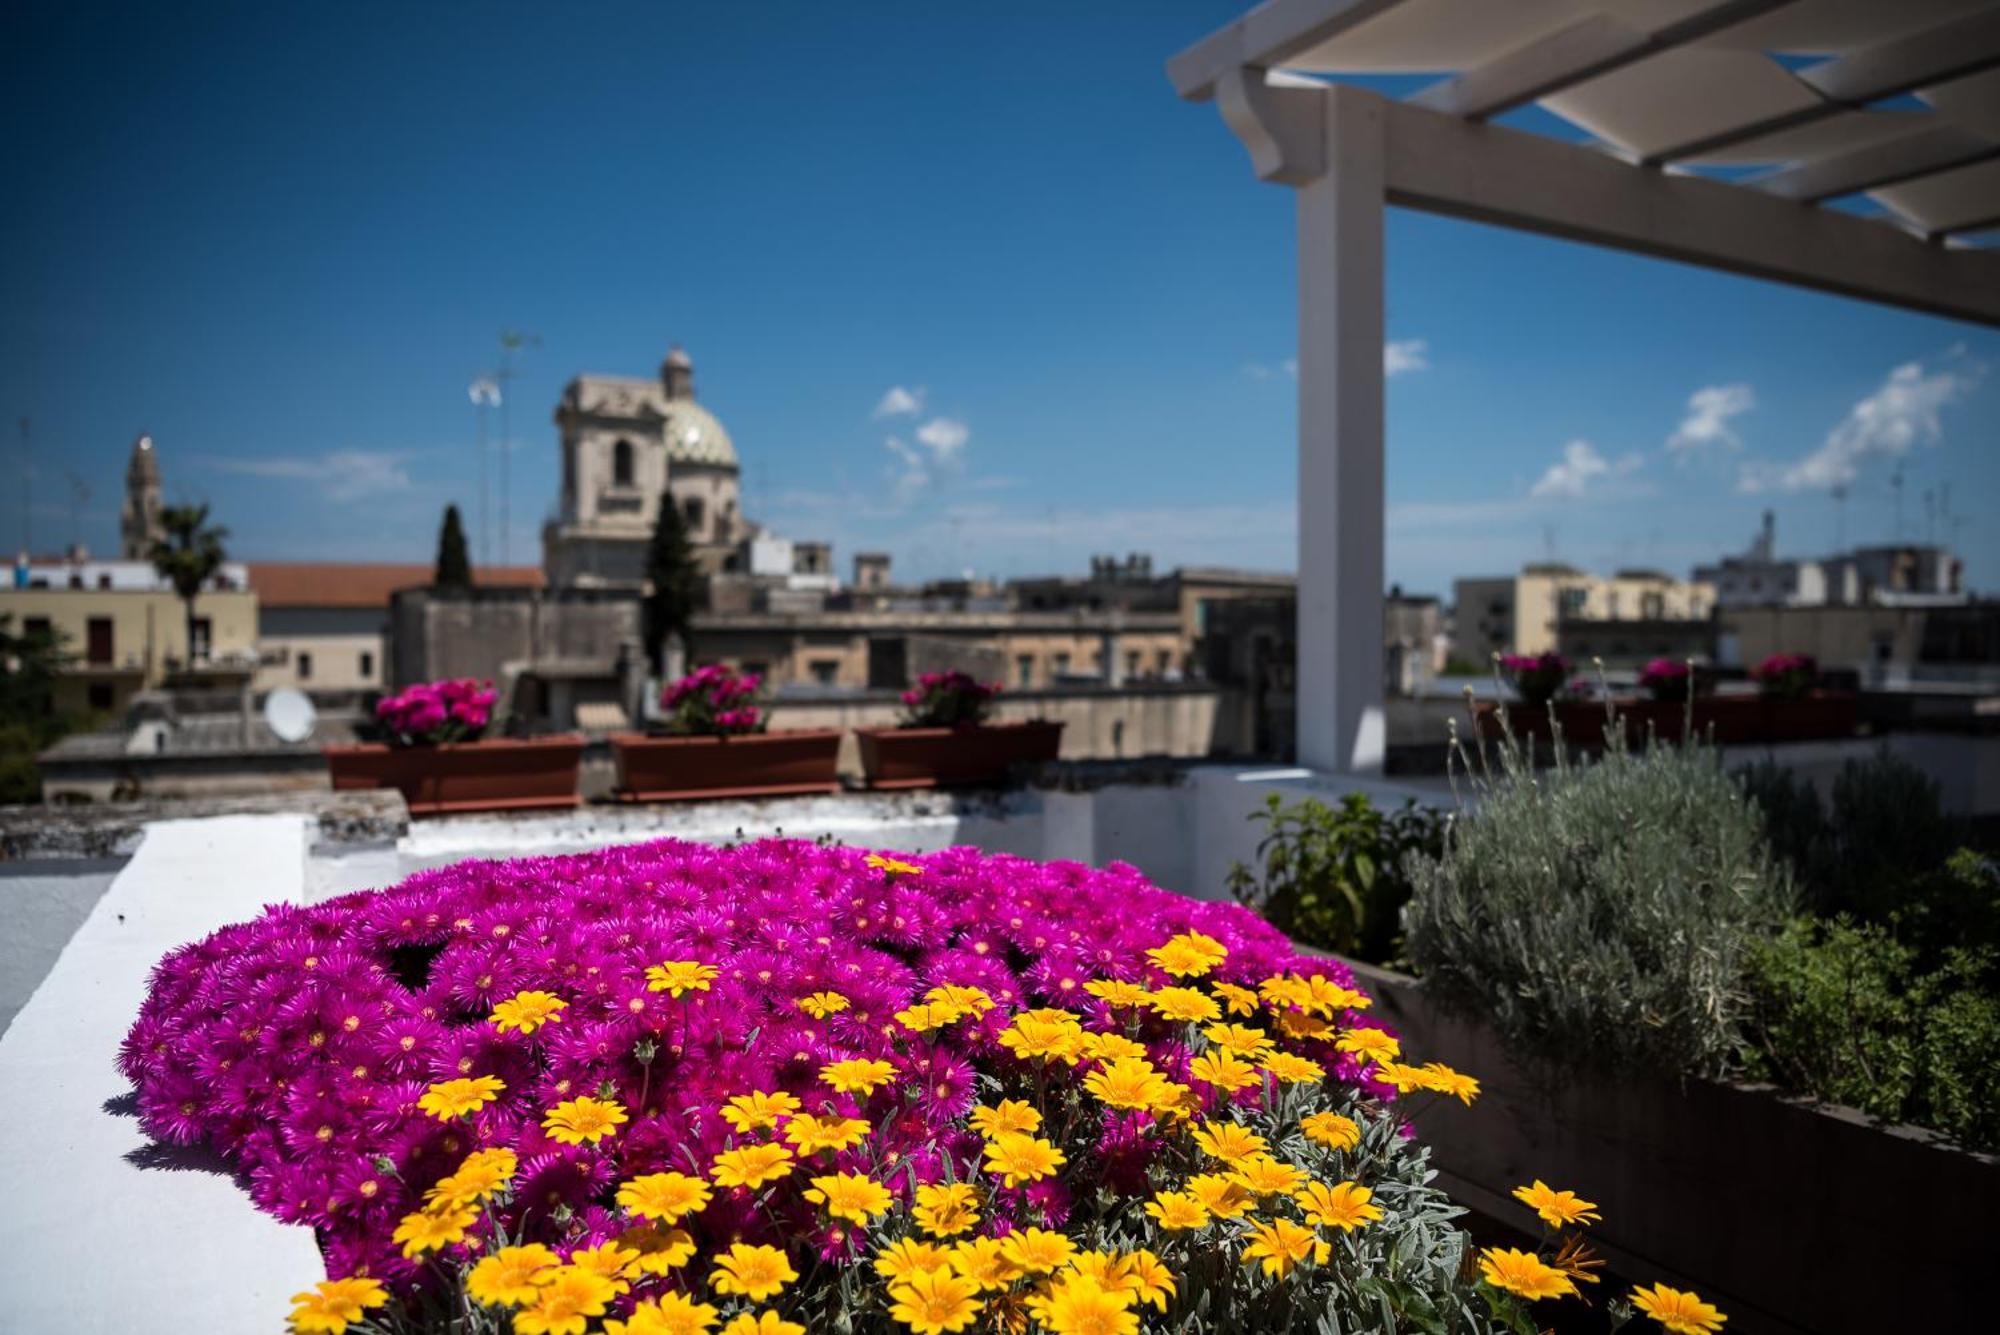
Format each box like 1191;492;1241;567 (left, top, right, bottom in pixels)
1296;87;1387;773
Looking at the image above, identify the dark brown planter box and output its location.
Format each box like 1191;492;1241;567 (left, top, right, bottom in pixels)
855;720;1063;790
1338;955;1993;1335
324;736;584;817
1476;693;1859;750
610;729;842;802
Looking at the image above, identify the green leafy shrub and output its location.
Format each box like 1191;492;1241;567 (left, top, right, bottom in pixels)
1227;792;1449;964
1744;915;2000;1152
1825;752;1960;921
1405;732;1793;1077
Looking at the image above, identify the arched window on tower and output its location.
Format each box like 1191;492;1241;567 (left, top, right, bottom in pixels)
683;496;705;536
612;438;635;487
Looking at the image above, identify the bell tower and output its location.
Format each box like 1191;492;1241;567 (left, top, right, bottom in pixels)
120;433;163;559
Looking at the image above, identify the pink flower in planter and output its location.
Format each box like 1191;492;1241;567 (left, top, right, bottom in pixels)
1638;657;1701;703
899;669;1002;728
374;678;494;746
1749;653;1817;700
1498;653;1569;707
659;664;765;736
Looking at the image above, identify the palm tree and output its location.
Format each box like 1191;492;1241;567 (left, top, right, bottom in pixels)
149;503;229;666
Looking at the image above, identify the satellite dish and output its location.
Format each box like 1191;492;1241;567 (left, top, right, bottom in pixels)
264;687;318;744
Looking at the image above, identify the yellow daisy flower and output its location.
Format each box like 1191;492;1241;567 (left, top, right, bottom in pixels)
287;1277;388;1334
465;1243;557;1307
997;1013;1086;1064
1082;978;1152;1008
566;1241;639;1294
888;1267;984;1335
417;1074;505;1120
1201;1022;1274;1058
1000;1225;1076;1275
796;991;850;1019
802;1171;895;1224
1229;1154;1308;1197
644;960;718;998
1188;1049;1262;1092
982;1132;1066;1188
1631;1283;1727;1334
513;1266;618;1335
1146;930;1229;978
967;1099;1042;1138
819;1056;897;1095
541;1095;627;1145
392;1202;478;1258
1212;980;1261;1016
1241;1218;1318;1278
1147;985;1222;1024
720;1313;804;1335
618;1222;697;1276
1024;1272;1137;1335
1334;1026;1400;1064
875;1236;954;1281
864;852;924;876
912;1181;981;1237
616;1171;713;1223
946;1236;1022;1291
710;1142;796;1190
1421;1061;1481;1105
602;1290;718;1335
1300;1111;1362;1152
782;1113;871;1156
710;1243;798;1302
1184;1172;1256;1220
1478;1247;1578;1301
1512;1179;1601;1230
1260;1051;1325;1084
489;990;567;1035
719;1089;801;1134
1142;1189;1210;1231
1191;1119;1268;1165
1082;1056;1173;1112
1295;1180;1384;1232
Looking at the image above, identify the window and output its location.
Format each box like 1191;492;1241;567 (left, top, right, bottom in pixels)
68;573;83;589
1557;587;1588;618
297;651;313;680
97;573;112;590
1053;652;1071;677
190;617;212;661
1125;650;1141;677
1641;592;1665;620
1157;649;1173;673
809;659;839;686
612;438;635;487
87;683;114;712
359;650;374;679
683;496;704;533
1015;654;1033;687
86;617;114;665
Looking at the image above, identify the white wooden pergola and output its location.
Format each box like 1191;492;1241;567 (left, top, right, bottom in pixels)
1170;0;2000;774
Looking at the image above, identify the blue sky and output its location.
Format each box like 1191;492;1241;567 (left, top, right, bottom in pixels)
4;2;1996;597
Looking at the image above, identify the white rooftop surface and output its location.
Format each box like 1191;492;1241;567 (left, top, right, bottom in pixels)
0;816;323;1335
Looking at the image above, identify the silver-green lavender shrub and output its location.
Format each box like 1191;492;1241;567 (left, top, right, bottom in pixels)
1404;715;1793;1078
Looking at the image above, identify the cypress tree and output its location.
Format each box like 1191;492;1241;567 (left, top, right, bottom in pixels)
434;504;473;589
643;491;704;672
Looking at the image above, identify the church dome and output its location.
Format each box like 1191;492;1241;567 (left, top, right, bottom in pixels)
659;399;737;469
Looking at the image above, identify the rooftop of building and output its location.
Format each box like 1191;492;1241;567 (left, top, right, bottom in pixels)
247;562;544;609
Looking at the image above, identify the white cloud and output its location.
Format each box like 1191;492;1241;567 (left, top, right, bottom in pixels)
1666;382;1754;458
914;416;969;461
873;385;924;418
202;449;413;502
883;417;973;504
1384;339;1430;377
1529;439;1644;499
1738;359;1977;493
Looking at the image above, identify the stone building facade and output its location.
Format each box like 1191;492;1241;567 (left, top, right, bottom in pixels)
543;346;744;588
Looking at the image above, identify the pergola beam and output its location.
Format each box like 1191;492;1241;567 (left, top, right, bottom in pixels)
1408;0;1794;121
1167;0;1405;102
1753;126;2000;203
1645;8;2000;165
1375;91;2000;327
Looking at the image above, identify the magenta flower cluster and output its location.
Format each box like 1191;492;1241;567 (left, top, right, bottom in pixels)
659;664;764;735
899;669;1002;728
119;839;1381;1286
1638;656;1698;702
1750;653;1818;700
373;678;496;746
1498;652;1569;707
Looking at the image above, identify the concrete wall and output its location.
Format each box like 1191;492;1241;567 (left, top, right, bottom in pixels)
390;588;642;691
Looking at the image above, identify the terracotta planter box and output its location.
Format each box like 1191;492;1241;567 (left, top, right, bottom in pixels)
1336;955;1993;1335
324;736;584;817
855;721;1063;790
1476;693;1859;750
611;729;842;802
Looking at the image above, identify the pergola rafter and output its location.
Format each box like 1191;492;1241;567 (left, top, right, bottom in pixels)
1170;0;2000;775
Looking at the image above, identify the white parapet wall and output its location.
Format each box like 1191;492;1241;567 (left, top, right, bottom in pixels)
0;815;326;1335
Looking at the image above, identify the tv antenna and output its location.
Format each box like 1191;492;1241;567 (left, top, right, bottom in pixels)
64;471;89;552
1831;484;1848;553
16;418;29;557
496;329;541;567
469;375;501;567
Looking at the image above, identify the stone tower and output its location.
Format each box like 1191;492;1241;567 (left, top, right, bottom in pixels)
120;433;163;559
